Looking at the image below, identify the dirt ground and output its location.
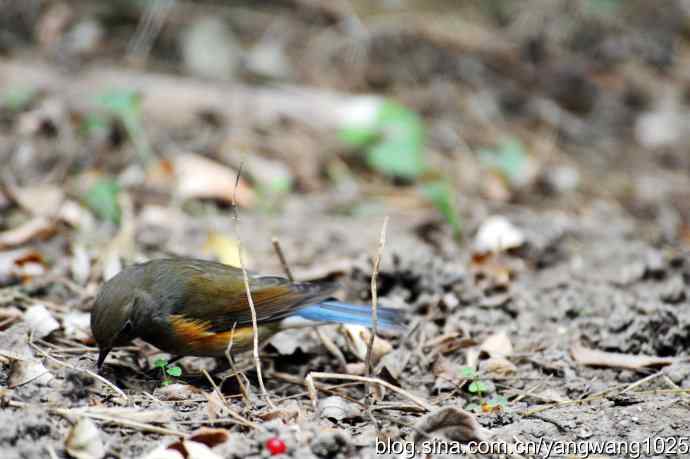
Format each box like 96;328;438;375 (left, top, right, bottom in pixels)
1;1;690;458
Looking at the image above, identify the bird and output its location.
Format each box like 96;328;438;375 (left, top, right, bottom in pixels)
91;257;403;369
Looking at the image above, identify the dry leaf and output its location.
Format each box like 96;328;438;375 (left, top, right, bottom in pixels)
142;428;229;459
172;154;255;207
65;418;105;459
413;407;488;444
269;328;310;355
9;358;54;387
257;400;300;422
480;357;516;376
376;348;406;382
0;217;56;249
341;325;392;365
571;342;674;370
8;184;65;217
0;248;45;285
63;311;92;343
24;304;60;339
319;396;360;421
474;216;525;254
71;244;91;285
480;331;513;358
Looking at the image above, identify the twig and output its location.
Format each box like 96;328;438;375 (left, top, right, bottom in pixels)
230;162;275;409
619;370;664;395
201;369;263;431
307;371;433;411
224;322;252;406
365;217;388;381
271;237;294;281
30;342;128;401
8;400;183;437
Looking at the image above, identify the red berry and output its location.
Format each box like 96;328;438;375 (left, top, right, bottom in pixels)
265;437;287;455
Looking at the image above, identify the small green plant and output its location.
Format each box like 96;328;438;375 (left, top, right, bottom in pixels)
339;99;461;236
420;176;462;238
84;177;121;225
479;137;529;186
98;88;152;164
339;99;426;179
460;366;507;413
154;358;182;386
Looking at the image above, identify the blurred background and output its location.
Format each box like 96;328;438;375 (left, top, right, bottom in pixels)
2;1;690;456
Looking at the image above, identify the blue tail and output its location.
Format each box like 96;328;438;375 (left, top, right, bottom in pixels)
295;301;403;331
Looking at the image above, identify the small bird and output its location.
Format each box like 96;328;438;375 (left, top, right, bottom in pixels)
91;258;403;369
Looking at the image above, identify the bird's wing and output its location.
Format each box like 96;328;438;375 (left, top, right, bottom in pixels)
169;266;338;333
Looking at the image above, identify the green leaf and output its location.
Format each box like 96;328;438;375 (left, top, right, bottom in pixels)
161;379;172;386
459;366;476;379
339;99;426;179
421;178;462;238
469;380;487;394
166;365;182;377
479;137;529;185
339;126;379;147
153;358;168;369
84;178;121;225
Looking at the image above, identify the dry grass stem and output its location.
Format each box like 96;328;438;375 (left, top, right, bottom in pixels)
231;162;274;409
201;369;262;431
365;216;389;381
30;342;129;401
271;237;294;281
306;371;433;411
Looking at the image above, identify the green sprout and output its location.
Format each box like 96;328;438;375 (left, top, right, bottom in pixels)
98;88;153;165
84;178;121;225
339;99;461;236
460;366;506;413
154;358;182;386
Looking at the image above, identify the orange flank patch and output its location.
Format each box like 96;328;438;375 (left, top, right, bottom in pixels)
169;314;255;354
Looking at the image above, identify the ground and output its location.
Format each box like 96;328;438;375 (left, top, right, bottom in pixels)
0;1;689;458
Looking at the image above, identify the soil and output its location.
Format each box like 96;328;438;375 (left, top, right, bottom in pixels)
1;1;689;458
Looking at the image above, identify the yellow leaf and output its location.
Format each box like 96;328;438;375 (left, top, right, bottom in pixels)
203;232;248;267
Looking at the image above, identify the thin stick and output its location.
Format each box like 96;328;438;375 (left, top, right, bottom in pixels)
307;371;433;411
224;322;252;406
201;369;263;431
365;216;388;380
230;163;274;409
8;401;183;437
271;237;294;281
30;342;128;401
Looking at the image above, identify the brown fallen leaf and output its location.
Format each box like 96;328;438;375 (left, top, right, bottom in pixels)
571;342;675;370
142;428;230;459
413;406;489;444
9;358;54;387
480;357;516;376
65;418;105;459
480;331;513;358
0;217;56;249
171;153;255;207
341;324;392;365
0;248;46;285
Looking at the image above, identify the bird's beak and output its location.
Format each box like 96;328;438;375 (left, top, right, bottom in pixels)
97;348;111;370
